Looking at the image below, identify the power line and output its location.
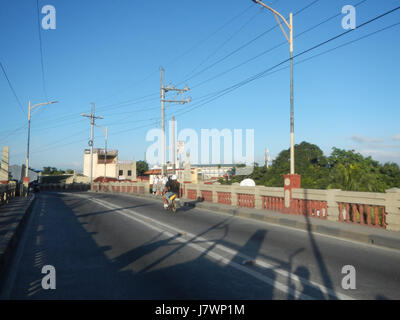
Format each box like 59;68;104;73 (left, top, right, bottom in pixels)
165;3;256;67
90;3;256;105
21;9;398;161
183;5;265;80
36;0;48;100
171;6;400;120
190;0;369;89
9;4;400;158
0;62;26;115
177;0;321;85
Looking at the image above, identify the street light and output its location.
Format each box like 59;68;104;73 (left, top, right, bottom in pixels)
25;100;58;182
252;0;295;174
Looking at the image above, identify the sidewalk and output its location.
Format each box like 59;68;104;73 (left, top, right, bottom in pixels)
0;194;36;282
91;190;400;251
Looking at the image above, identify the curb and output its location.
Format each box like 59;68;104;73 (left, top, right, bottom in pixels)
191;201;400;251
0;195;37;285
90;190;400;251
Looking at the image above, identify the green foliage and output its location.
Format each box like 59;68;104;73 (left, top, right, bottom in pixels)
239;142;400;192
136;160;149;176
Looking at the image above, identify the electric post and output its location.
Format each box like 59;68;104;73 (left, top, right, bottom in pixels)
160;67;191;176
82;103;103;184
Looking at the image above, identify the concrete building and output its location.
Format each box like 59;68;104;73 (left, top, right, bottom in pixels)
192;164;233;181
146;164;233;185
83;149;136;180
0;146;9;182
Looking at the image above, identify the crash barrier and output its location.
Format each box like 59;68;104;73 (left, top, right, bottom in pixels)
91;181;400;232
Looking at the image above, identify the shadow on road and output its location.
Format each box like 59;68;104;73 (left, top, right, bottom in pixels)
6;192;333;299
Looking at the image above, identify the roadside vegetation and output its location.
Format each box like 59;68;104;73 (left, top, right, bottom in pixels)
220;141;400;192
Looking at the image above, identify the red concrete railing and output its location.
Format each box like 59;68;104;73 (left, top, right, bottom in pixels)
90;182;399;231
201;190;213;202
217;192;232;205
262;196;284;212
237;193;255;208
187;189;197;200
338;202;387;229
292;199;328;219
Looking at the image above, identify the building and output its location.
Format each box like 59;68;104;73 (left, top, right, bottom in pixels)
83;149;136;180
145;164;233;184
192;164;233;181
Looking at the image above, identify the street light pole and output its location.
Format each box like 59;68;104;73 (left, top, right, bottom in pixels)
289;13;294;175
252;0;295;174
25;100;58;180
25;101;31;179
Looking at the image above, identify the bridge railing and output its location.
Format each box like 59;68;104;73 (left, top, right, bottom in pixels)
0;183;16;206
91;181;400;232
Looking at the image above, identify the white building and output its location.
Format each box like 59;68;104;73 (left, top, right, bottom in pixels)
83;149;136;180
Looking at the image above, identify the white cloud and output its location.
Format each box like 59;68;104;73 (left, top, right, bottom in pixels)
350;135;384;144
357;149;400;164
393;134;400;141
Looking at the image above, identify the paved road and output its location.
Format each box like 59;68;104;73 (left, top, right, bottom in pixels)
1;191;399;300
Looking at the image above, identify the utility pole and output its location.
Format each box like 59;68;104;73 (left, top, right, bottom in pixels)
172;116;176;175
160;67;191;176
82;103;103;184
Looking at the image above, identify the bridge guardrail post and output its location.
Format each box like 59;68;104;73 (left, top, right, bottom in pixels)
231;185;238;207
254;186;262;210
326;189;341;222
385;188;400;231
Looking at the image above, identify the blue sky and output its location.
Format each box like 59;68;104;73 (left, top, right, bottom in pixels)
1;0;400;171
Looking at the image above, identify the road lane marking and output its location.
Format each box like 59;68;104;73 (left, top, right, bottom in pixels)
71;192;354;300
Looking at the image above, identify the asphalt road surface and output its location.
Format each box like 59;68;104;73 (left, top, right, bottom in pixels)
1;191;399;300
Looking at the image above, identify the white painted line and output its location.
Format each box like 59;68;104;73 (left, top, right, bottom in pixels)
73;193;354;300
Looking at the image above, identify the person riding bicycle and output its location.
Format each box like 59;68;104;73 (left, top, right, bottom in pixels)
163;175;180;209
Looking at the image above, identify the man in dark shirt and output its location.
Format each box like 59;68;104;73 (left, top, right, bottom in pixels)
163;175;180;208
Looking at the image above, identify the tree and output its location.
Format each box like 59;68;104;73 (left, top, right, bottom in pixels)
256;142;329;188
327;148;395;192
42;167;66;176
136;160;149;176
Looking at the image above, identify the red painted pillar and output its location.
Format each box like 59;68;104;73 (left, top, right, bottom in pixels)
283;174;301;213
